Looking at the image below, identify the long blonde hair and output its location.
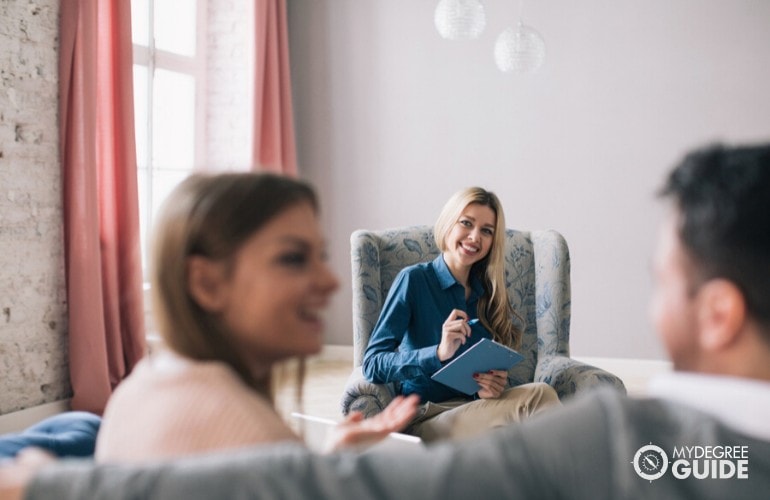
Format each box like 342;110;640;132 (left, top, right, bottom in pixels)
434;187;521;348
150;172;317;401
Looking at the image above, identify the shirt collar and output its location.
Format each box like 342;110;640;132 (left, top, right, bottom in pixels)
647;372;770;441
432;255;456;290
431;255;484;296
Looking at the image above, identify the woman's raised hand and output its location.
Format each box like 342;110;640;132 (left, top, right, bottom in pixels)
436;309;472;362
324;394;420;452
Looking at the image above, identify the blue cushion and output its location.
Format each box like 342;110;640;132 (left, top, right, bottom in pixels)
0;411;101;458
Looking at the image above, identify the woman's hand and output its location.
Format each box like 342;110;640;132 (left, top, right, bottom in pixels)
0;448;57;500
437;309;472;362
474;369;508;399
324;394;419;452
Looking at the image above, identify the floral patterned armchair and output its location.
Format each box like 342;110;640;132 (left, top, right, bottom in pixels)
340;225;626;418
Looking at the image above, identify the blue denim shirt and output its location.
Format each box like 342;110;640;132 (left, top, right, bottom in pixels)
362;255;492;403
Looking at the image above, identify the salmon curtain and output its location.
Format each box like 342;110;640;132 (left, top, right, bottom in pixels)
59;0;146;414
253;0;297;175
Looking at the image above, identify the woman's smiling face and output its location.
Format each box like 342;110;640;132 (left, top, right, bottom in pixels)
194;201;340;368
442;202;496;274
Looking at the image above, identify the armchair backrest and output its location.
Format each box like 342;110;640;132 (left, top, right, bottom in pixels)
350;225;572;386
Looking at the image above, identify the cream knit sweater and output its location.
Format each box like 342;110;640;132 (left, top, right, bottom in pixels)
95;352;300;463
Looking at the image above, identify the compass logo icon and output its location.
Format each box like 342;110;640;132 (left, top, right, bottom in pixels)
632;443;669;481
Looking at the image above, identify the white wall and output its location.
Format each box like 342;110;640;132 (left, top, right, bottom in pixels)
287;0;770;359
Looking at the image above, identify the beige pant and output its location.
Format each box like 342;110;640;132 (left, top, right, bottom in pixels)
408;382;561;442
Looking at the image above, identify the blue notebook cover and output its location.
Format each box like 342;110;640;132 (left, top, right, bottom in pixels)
431;338;524;395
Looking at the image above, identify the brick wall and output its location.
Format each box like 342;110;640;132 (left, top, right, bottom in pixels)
0;0;69;415
205;0;253;170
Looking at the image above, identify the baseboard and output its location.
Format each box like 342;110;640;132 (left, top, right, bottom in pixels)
146;332;163;355
311;346;670;374
573;356;672;377
309;346;671;396
313;344;354;363
0;399;71;434
573;356;672;396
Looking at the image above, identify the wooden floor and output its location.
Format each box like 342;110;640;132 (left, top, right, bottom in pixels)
275;360;352;422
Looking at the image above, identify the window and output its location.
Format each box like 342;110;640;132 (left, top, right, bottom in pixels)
131;0;207;271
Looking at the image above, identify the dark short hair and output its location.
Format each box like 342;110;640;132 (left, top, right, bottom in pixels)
659;143;770;330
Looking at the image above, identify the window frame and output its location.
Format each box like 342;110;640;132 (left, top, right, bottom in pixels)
132;0;208;276
131;0;208;328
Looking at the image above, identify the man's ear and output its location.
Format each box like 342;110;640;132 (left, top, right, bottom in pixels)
187;256;228;312
696;279;746;351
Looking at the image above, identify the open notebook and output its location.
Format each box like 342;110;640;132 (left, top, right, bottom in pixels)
431;338;524;395
290;413;423;452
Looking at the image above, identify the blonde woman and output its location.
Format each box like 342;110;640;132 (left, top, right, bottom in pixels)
95;173;417;462
362;187;559;441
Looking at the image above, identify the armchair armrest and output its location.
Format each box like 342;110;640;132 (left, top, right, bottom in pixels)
534;356;626;400
339;366;397;418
